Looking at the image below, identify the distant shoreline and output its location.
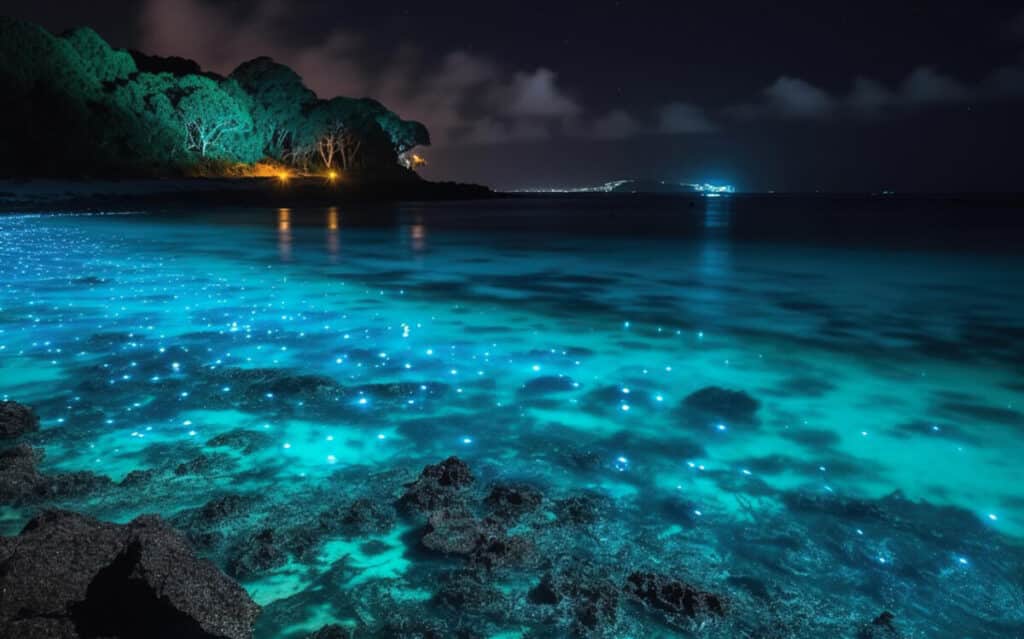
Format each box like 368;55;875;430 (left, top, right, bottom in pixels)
0;177;496;212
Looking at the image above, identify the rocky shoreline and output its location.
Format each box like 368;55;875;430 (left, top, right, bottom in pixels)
4;395;1017;638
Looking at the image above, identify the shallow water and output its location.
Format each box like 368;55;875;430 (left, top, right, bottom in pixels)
2;197;1023;637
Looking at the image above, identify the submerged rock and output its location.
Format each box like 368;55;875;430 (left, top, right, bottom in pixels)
174;453;234;477
0;509;260;639
553;491;611;525
681;386;760;426
226;528;287;579
397;456;475;513
623;571;725;619
0;444;112;505
120;468;157;487
857;611;900;638
484;483;543;522
421;508;531;568
529;562;621;636
434;569;506;611
0;400;39;438
306;624;353;639
206;428;274;454
320;497;395;536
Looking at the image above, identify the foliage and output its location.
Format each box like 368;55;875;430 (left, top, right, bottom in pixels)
0;17;431;178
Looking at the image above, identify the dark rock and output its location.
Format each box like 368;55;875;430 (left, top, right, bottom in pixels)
529;562;620;635
397;456;475;513
419;456;475;488
0;509;259;639
857;611;900;638
198;494;251;522
421;508;530;569
0;400;39;438
0;444;44;503
554;491;610;525
681;386;760;426
434;569;505;611
0;445;111;505
623;571;724;619
422;508;488;556
47;470;114;499
484;483;543;522
226;528;287;579
206;428;274;454
174;453;232;477
320;498;395;536
306;624;352;639
120;468;157;487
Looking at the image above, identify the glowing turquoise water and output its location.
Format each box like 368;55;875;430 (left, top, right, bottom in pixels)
1;200;1022;637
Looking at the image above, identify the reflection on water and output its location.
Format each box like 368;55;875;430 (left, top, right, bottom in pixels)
409;219;427;253
326;207;340;260
277;208;291;261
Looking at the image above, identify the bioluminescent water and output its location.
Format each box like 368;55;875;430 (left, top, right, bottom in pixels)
1;197;1022;638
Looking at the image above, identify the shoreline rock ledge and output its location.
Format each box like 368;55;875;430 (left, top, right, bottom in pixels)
0;509;260;639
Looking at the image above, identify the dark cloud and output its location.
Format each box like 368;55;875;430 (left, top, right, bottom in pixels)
731;63;1024;121
590;109;643;140
1009;9;1024;39
658;102;717;134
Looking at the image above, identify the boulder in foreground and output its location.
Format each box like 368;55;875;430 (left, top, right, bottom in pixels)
0;509;260;639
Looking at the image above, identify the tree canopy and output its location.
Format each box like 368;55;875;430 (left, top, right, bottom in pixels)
0;17;430;178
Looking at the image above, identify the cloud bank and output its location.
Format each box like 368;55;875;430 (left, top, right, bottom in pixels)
138;0;712;146
729;64;1024;121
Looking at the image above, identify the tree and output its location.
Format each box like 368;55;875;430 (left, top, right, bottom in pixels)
295;98;369;170
61;27;136;83
375;111;430;155
105;72;185;170
176;75;255;160
230;57;316;161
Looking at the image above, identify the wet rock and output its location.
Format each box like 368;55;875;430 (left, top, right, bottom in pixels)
857;611;900;638
0;445;112;505
232;369;341;402
681;386;760;426
47;470;114;499
422;508;489;556
120;468;157;487
421;508;531;569
198;494;252;522
434;569;505;611
306;624;353;639
206;428;274;454
0;400;39;438
484;483;543;522
0;509;259;639
174;453;233;477
227;528;287;579
554;491;611;525
0;444;44;502
397;456;475;513
529;562;620;636
320;498;395;536
623;571;724;619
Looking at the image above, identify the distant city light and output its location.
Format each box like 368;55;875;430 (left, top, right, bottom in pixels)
513;180;735;195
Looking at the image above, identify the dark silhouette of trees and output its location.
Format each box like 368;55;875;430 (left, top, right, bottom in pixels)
0;17;430;178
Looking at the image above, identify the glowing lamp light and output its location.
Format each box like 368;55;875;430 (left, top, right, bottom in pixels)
327;170;338;181
277;172;290;183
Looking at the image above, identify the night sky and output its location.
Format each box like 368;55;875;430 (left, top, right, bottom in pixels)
4;0;1024;192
